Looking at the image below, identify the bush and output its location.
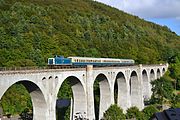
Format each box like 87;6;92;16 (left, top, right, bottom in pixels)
103;104;126;120
142;105;159;119
171;94;180;108
126;106;145;120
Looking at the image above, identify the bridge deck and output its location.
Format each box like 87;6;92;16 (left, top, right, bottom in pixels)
0;64;166;75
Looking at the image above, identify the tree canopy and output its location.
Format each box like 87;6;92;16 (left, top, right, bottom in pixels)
103;104;126;120
0;0;179;67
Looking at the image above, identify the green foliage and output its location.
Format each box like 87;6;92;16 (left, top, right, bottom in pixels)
151;77;174;104
171;94;180;108
103;104;126;120
142;105;159;119
93;80;100;119
170;56;180;78
176;77;180;90
56;80;72;119
169;54;180;90
58;80;72;99
56;106;70;120
0;84;32;115
64;106;70;120
126;106;145;120
0;0;179;67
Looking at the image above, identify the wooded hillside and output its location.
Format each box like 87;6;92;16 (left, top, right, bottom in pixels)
0;0;179;67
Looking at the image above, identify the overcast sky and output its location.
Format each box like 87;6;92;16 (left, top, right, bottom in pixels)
95;0;180;35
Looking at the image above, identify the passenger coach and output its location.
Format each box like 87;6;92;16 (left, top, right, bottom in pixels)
48;55;135;67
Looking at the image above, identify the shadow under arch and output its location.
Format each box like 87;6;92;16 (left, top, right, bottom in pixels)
56;76;87;120
157;69;161;79
142;70;149;99
162;68;166;75
150;69;155;81
129;71;141;108
94;73;111;120
114;72;128;110
149;69;156;98
0;80;47;120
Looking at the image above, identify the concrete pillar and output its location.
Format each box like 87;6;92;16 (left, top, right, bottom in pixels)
46;77;56;120
30;90;49;120
149;69;155;97
72;81;87;120
116;72;129;112
132;64;144;110
142;70;150;99
86;65;95;120
99;79;111;119
125;69;131;109
147;74;152;99
139;65;144;110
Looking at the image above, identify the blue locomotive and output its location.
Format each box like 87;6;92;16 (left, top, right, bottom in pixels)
48;55;135;66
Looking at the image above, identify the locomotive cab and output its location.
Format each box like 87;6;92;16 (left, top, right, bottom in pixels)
48;58;55;65
48;55;72;65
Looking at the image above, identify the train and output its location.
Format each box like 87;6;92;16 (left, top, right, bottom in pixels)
48;55;135;67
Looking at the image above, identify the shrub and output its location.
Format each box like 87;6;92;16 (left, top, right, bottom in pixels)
142;105;159;119
103;104;126;120
126;106;145;120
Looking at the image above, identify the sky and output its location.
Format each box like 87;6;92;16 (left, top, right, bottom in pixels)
94;0;180;35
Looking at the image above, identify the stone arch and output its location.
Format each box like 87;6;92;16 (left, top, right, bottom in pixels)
149;69;156;98
150;69;155;81
114;72;128;110
0;80;48;120
157;68;161;79
142;70;149;99
94;73;111;120
130;71;141;108
56;76;87;120
162;68;166;75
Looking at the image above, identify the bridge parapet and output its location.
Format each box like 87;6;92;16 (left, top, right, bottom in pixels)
142;63;168;67
0;68;86;75
0;64;168;75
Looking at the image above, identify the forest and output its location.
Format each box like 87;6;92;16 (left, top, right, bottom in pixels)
0;0;180;119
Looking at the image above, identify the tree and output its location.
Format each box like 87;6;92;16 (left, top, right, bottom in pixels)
64;106;70;120
171;94;180;108
126;106;145;120
103;104;126;120
150;77;174;105
0;84;32;115
176;76;180;90
142;105;159;119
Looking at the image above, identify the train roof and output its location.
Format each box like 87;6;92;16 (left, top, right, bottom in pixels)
68;56;134;61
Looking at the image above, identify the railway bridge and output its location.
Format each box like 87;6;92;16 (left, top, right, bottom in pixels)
0;64;168;120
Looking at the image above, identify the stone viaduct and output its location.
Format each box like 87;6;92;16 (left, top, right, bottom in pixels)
0;64;168;120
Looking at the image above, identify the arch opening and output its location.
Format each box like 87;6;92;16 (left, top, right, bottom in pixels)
0;80;47;120
56;76;86;120
93;74;111;120
157;69;161;79
149;69;156;98
142;70;149;100
150;69;155;81
162;68;165;75
114;72;128;110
